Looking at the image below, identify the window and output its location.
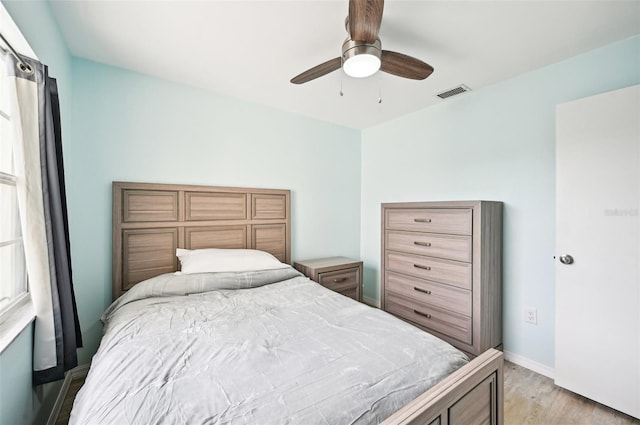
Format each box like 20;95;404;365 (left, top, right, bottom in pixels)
0;54;28;314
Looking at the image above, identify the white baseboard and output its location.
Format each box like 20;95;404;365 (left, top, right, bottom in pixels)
358;299;555;380
70;363;90;379
362;296;380;308
504;350;555;379
43;351;554;424
46;372;71;425
46;363;90;425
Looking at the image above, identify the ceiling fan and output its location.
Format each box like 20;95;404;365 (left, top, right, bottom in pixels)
290;0;434;84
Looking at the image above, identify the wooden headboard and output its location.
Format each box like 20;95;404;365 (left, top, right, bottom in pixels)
112;182;291;299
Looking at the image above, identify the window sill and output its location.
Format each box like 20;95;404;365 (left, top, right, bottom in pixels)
0;293;35;354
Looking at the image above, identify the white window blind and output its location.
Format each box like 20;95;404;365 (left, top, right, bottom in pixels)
0;54;28;313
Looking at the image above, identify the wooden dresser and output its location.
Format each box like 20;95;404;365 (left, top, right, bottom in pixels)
381;201;502;356
294;257;363;302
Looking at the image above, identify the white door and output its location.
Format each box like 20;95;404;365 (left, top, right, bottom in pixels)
555;85;639;419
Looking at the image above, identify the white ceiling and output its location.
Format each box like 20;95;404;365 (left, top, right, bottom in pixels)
48;0;640;129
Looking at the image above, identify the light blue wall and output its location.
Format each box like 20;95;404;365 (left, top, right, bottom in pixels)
360;35;640;368
0;1;72;424
0;328;58;425
67;58;361;363
0;329;33;425
3;0;360;419
2;0;73;151
2;4;639;421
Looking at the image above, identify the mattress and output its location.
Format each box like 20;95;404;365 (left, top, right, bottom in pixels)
69;268;468;424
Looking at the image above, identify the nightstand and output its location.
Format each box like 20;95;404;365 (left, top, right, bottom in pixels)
294;257;363;302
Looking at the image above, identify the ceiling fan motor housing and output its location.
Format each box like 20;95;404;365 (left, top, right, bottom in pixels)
342;38;382;78
290;0;433;84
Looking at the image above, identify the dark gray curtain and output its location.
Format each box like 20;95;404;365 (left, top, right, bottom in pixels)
20;55;83;385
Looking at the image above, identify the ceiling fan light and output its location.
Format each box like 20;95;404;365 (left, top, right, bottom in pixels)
343;54;381;78
341;39;382;78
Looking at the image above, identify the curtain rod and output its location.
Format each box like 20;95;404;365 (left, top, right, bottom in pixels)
0;32;34;75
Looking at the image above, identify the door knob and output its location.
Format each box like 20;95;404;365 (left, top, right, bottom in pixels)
559;254;574;265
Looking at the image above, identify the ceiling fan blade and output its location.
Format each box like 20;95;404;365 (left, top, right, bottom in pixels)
380;50;434;80
290;57;342;84
348;0;384;43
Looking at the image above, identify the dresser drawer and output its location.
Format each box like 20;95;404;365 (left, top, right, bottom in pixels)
386;231;472;263
386;293;472;345
385;271;472;317
385;208;472;235
386;251;472;290
318;267;360;292
337;287;359;301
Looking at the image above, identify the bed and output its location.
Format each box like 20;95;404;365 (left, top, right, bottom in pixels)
69;182;504;425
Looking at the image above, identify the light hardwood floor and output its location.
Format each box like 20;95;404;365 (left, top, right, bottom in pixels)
55;361;639;425
54;377;84;425
504;361;639;425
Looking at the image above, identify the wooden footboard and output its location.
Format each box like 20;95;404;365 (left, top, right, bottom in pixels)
111;182;504;425
383;348;504;425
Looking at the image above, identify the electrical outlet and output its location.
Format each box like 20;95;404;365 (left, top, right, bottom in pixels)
525;307;537;325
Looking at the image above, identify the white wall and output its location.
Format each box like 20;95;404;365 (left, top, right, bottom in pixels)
360;35;640;368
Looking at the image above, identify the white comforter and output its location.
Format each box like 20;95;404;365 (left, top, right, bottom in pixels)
70;268;468;425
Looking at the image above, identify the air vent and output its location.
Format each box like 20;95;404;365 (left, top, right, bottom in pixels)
436;85;471;100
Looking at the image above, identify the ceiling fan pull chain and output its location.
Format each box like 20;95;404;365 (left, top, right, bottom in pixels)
340;80;344;97
290;0;434;85
378;86;382;104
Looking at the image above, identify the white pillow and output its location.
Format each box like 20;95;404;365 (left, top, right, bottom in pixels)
176;248;289;274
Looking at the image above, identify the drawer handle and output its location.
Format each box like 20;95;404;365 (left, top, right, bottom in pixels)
413;241;432;247
413;310;432;319
414;218;432;223
414;264;432;271
414;287;432;295
333;277;348;283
